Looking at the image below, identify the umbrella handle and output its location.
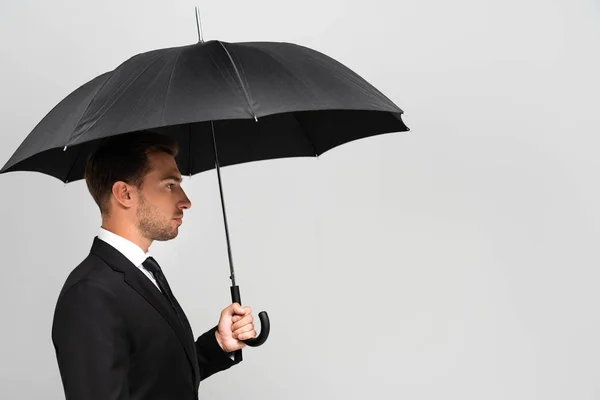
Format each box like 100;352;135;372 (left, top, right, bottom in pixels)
230;285;270;347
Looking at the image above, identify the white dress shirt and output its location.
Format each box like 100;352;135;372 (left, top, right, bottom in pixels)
97;227;162;292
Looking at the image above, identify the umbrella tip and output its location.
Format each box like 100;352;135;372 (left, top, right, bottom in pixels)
195;6;204;43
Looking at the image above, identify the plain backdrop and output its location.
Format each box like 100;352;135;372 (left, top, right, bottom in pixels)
1;0;600;399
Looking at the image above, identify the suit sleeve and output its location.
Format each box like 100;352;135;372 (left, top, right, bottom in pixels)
195;326;241;381
52;279;130;399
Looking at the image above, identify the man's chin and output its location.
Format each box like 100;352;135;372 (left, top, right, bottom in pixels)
152;230;179;242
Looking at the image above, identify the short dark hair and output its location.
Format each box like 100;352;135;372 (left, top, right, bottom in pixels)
84;131;179;216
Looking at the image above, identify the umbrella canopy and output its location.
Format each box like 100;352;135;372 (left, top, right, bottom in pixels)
0;40;408;182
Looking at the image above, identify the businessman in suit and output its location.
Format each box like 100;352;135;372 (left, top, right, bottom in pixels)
51;131;256;399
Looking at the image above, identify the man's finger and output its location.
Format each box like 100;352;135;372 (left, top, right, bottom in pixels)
233;304;251;316
233;323;255;340
231;314;254;332
227;303;242;315
236;331;256;341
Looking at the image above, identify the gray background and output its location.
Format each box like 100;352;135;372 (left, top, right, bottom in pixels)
1;0;599;399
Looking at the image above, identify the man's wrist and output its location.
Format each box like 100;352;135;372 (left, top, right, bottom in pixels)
215;329;225;351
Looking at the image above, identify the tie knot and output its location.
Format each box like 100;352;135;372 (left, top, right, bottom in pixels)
143;257;161;274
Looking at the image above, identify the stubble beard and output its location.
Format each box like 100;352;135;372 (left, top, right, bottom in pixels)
136;193;178;242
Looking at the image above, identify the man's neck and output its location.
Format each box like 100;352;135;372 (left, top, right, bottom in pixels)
101;221;152;253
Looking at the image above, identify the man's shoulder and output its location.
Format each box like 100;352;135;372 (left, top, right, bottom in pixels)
50;251;127;342
56;250;121;302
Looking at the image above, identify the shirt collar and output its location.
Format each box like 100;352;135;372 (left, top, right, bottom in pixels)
97;227;151;268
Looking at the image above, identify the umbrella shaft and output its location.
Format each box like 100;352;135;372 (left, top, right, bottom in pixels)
210;122;237;286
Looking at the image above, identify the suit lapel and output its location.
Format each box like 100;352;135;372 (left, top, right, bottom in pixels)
90;237;200;382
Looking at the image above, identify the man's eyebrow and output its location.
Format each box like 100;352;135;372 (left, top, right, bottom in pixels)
161;175;183;182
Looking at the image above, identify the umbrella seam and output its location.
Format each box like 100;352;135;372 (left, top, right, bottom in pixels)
162;48;185;125
66;72;115;148
209;53;246;107
249;45;312;91
217;41;257;119
70;52;168;145
229;52;253;109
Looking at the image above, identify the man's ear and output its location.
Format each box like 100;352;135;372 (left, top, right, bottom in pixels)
111;181;136;209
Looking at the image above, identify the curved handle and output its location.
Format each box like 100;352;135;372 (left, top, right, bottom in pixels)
230;285;270;347
242;311;270;347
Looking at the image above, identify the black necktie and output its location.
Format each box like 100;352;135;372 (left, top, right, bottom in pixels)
143;256;184;326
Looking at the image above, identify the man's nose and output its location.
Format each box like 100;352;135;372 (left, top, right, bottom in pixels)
178;189;192;210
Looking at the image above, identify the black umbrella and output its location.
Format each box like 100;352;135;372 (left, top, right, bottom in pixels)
1;27;409;351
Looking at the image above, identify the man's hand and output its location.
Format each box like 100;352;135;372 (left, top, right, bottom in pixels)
215;303;256;353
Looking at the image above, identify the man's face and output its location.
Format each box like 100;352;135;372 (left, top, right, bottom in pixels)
135;151;191;242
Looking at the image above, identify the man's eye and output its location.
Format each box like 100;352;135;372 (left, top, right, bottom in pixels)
166;183;174;188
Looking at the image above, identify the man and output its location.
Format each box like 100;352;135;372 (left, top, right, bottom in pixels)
51;131;256;399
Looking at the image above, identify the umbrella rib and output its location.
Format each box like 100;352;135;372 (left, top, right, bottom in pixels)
217;42;257;120
187;124;193;176
64;145;84;184
293;113;319;156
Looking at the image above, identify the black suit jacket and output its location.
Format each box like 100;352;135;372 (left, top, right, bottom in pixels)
51;237;240;399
